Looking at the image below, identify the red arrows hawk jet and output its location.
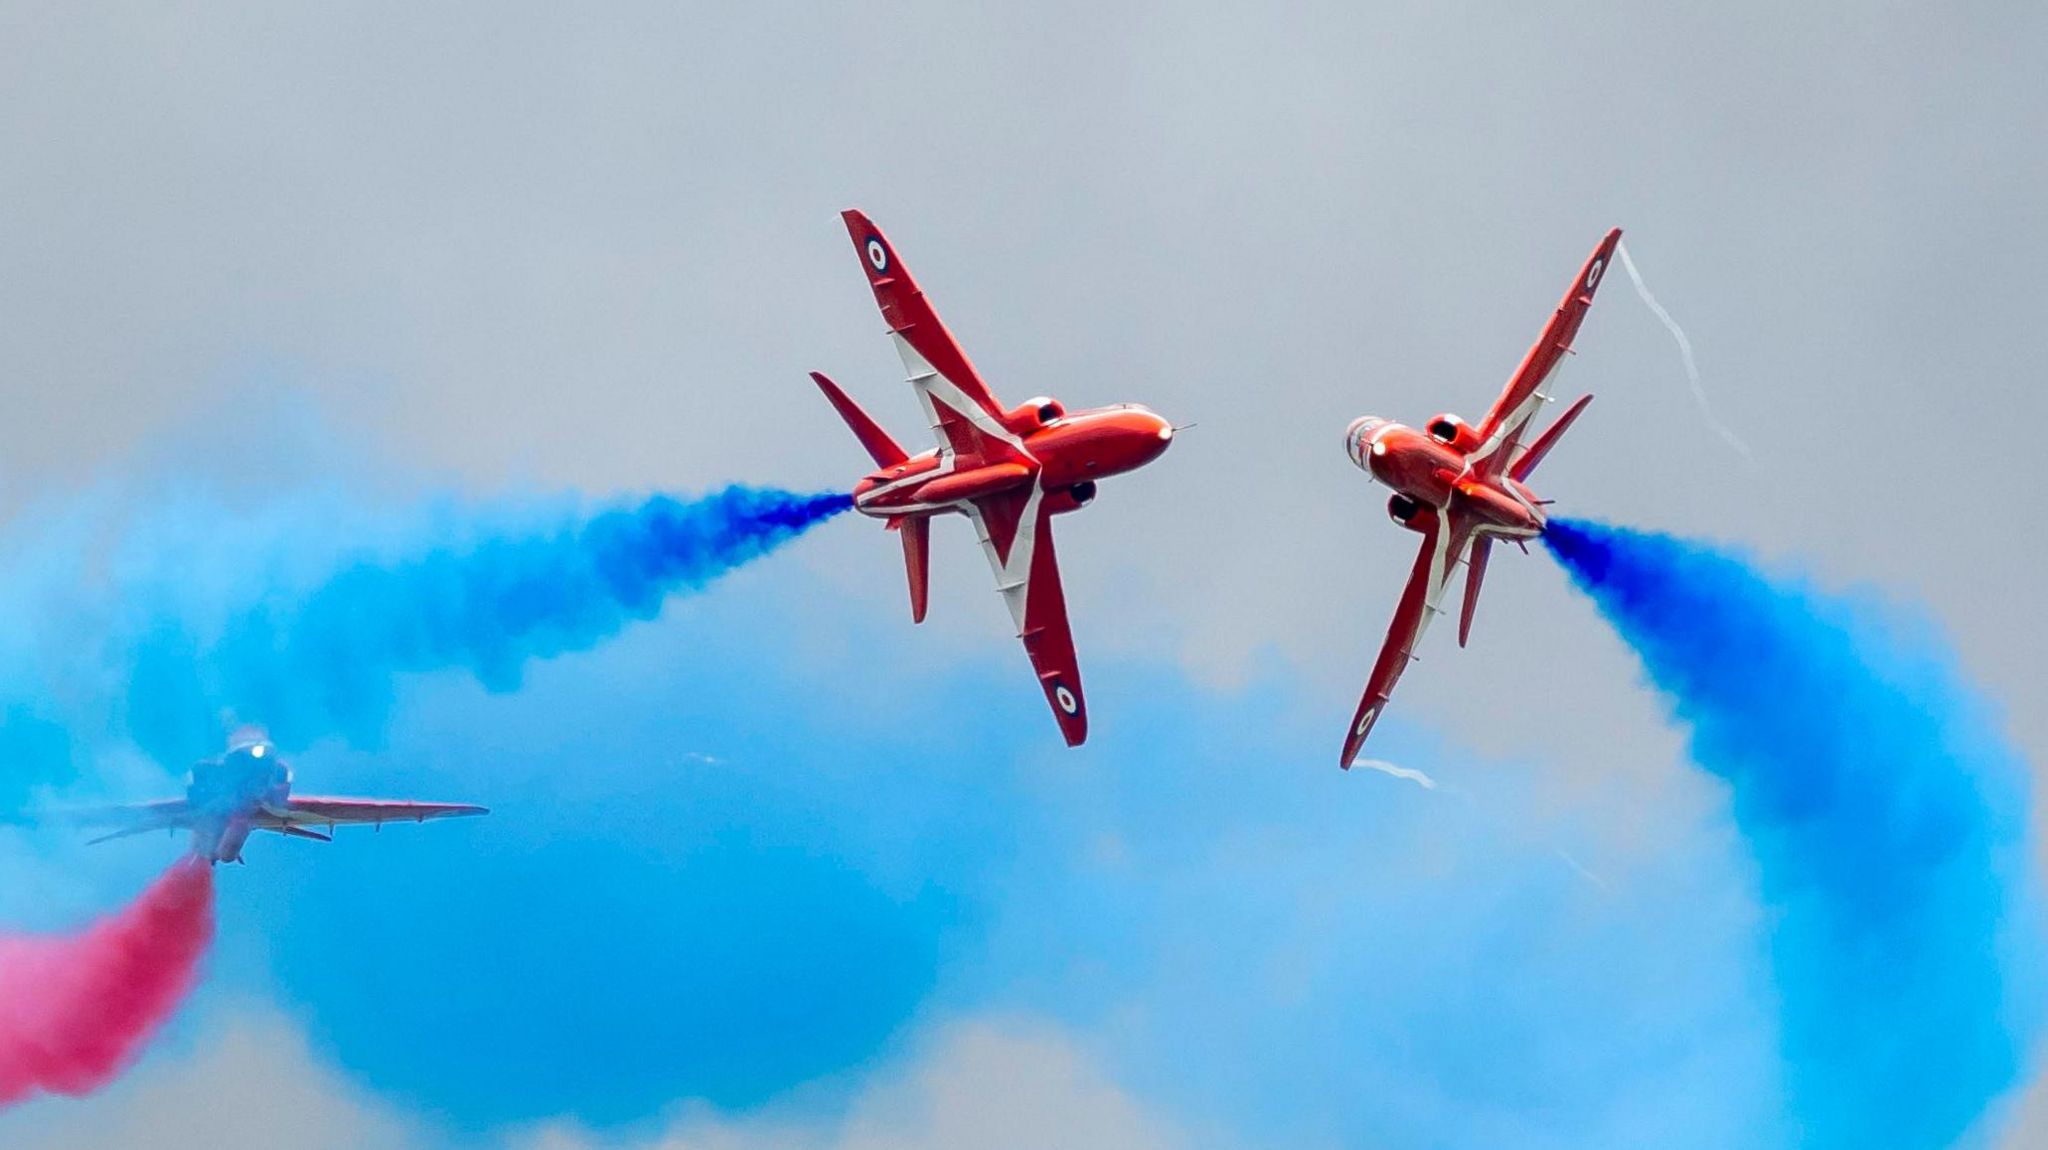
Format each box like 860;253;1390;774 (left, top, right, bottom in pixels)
56;726;487;864
813;210;1175;746
1338;228;1622;767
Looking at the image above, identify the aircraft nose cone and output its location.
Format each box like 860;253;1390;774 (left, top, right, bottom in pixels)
1122;409;1175;465
1144;413;1177;467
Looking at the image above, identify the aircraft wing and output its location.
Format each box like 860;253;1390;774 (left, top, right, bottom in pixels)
964;485;1088;746
1468;228;1622;478
839;210;1024;461
26;797;198;845
31;797;192;828
1341;510;1479;767
257;797;489;828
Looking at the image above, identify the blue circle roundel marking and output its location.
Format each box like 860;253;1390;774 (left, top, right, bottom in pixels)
865;237;889;273
1054;684;1079;715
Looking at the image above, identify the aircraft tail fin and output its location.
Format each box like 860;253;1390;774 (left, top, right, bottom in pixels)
1458;537;1493;648
891;514;932;623
811;371;908;468
1510;394;1592;482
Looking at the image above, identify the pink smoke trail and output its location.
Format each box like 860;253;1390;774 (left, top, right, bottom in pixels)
0;858;215;1107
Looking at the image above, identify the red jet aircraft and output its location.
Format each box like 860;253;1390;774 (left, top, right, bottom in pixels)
57;726;487;864
812;210;1175;746
1338;228;1622;767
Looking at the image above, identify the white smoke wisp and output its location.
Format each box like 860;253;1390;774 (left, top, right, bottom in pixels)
1615;239;1752;458
1350;762;1613;893
1357;759;1438;790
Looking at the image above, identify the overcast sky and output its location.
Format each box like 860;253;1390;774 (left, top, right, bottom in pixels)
0;2;2044;1147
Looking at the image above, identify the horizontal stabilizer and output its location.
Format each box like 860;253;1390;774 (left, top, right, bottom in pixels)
901;514;930;623
1511;394;1592;482
86;821;182;847
1458;537;1493;648
811;371;908;467
273;824;333;842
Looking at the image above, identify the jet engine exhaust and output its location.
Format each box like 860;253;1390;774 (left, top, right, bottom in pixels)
1543;517;2043;1149
0;858;216;1109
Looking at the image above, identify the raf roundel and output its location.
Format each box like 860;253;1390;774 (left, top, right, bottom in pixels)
865;237;889;273
1054;684;1080;716
1585;258;1605;290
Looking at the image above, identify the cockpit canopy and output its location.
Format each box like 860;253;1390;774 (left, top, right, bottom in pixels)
187;724;292;807
225;724;271;754
1345;416;1391;468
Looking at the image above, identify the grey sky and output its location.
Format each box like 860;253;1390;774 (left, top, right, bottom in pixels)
0;1;2043;1145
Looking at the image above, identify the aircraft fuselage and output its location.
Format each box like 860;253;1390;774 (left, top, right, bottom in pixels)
182;735;292;864
1345;416;1546;539
852;404;1173;519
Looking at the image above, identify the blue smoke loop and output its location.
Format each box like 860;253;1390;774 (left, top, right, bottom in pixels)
1544;518;2043;1149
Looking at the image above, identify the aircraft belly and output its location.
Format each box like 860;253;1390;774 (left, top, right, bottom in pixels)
1452;479;1543;535
915;461;1034;504
1369;436;1460;505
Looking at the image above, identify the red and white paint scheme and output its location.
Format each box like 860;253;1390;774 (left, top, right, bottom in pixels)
1338;228;1622;767
58;725;487;864
813;210;1174;746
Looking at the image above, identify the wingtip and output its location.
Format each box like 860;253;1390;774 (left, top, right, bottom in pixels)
1341;703;1380;768
1059;713;1089;748
840;208;878;239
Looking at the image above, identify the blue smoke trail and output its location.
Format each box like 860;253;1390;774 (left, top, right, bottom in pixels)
2;485;849;791
1543;518;2043;1148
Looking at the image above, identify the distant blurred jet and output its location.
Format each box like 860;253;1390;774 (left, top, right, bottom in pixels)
812;210;1175;747
56;725;487;864
1338;228;1621;767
